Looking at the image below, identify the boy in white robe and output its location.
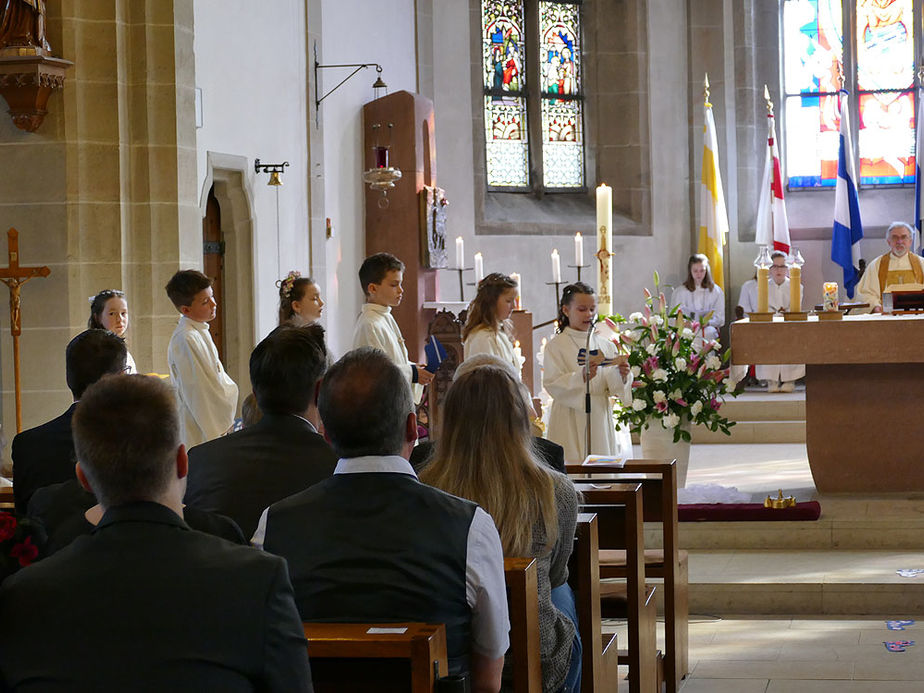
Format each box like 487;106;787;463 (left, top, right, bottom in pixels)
165;270;239;448
757;252;805;392
352;253;432;404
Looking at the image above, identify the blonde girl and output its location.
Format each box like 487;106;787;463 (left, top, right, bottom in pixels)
462;272;520;377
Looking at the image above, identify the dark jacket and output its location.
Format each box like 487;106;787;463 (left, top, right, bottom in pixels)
11;404;78;514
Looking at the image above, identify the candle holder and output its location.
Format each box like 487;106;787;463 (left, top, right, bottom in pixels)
438;267;472;302
747;311;775;322
783;311;808;321
546;280;564;317
567;263;591;283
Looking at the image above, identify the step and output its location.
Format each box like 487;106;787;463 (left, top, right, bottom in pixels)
691;419;805;444
687;550;924;615
720;392;806;421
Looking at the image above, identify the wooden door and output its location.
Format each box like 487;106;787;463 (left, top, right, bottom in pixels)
202;187;226;364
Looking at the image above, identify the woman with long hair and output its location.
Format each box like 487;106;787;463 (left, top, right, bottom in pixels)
670;253;724;341
462;273;521;377
543;282;632;463
420;365;581;692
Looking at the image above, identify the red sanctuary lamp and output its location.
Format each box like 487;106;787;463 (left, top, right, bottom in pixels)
363;122;402;208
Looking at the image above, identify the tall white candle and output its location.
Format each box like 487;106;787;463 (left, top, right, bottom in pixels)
596;184;613;314
574;232;583;267
455;236;464;269
551;249;561;283
511;272;521;309
474;252;484;283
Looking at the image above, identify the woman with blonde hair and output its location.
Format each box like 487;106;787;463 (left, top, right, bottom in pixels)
420;365;581;692
462;272;522;377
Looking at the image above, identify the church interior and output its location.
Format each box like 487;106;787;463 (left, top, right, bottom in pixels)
3;0;924;690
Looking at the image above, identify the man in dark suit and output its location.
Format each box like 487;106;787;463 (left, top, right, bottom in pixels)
185;324;337;539
12;329;127;513
0;374;312;691
260;348;509;691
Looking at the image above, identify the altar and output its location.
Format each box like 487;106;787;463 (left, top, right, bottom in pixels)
730;313;924;493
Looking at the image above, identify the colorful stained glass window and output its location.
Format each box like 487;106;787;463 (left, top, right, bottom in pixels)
539;1;584;188
782;0;917;188
483;0;529;188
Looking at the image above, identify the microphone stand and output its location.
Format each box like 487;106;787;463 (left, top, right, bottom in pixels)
584;315;597;462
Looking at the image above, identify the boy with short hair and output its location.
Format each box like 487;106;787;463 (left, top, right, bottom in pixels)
165;269;239;447
352;253;432;403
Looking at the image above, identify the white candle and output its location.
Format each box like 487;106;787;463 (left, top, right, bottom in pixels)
551;249;561;283
455;236;464;269
574;232;583;267
511;272;521;309
596;184;613;314
474;252;484;283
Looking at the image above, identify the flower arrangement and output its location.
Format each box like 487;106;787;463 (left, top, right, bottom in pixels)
0;511;43;581
610;274;735;443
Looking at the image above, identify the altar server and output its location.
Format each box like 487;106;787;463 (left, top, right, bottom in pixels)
542;282;633;463
670;254;724;341
757;251;805;392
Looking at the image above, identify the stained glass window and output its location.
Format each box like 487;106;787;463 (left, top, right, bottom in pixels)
539;1;584;188
483;0;529;188
782;0;917;189
481;0;585;190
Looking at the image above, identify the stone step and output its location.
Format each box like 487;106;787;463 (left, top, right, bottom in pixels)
686;550;924;615
690;419;805;444
720;392;806;421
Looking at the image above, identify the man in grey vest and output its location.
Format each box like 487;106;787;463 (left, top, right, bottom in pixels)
259;347;509;692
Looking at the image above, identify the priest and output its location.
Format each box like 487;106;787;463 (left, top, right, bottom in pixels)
856;222;923;312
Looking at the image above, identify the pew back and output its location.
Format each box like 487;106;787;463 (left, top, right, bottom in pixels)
504;557;542;692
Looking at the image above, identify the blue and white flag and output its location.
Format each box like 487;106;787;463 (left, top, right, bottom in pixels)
915;93;924;253
831;91;863;299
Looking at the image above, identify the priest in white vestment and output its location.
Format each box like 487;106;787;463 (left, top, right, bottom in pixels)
756;251;805;392
856;222;924;312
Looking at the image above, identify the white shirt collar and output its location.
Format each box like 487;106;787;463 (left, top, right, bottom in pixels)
334;455;417;477
179;315;210;332
362;302;391;315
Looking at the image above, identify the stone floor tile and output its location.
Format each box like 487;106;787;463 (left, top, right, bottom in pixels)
692;659;853;680
680;678;770;692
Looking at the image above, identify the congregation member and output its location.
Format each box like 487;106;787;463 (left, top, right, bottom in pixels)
352;252;433;402
165;269;239;448
0;375;312;691
462;272;522;377
856;221;924;312
670;253;725;341
185;324;337;538
543;282;633;463
259;348;509;691
11;329;127;514
278;270;325;326
87;288;137;373
759;251;805;393
420;365;581;693
409;353;565;473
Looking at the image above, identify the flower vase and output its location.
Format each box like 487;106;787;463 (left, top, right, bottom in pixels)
639;421;691;488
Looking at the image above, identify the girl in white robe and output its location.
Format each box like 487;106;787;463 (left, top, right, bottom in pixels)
462;272;523;378
543;283;633;463
88;289;136;373
670;254;725;342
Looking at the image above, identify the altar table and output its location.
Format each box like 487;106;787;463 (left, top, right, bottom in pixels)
730;313;924;493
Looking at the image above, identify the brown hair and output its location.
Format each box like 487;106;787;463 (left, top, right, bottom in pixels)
359;253;404;296
557;282;594;333
420;366;558;556
165;270;211;309
277;272;317;325
462;272;518;341
88;290;126;330
682;254;715;292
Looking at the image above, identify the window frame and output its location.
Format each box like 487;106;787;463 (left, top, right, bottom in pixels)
780;0;922;192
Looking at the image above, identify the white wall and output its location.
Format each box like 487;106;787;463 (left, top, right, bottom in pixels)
193;0;310;343
319;0;419;355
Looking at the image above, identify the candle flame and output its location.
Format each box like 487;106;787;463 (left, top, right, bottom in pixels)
515;340;521;348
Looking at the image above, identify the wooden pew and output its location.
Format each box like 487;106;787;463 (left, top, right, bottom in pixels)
303;622;449;692
568;512;620;692
504;557;542;692
573;481;658;693
0;486;12;510
568;460;688;692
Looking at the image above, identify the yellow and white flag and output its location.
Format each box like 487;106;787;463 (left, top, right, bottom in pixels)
698;94;729;290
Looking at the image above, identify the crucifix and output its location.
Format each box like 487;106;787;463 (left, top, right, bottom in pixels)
0;228;50;432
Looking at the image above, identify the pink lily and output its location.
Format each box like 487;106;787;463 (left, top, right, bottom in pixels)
671;337;680;356
673;397;688;407
643;287;652;300
710;397;721;411
658;292;666;312
655;401;668;413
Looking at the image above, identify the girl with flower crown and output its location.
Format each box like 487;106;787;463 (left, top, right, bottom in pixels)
462;272;522;378
88;289;136;373
542;282;633;463
277;271;324;326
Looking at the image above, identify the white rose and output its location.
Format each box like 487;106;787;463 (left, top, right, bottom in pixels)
632;398;648;411
630;365;641;377
674;358;686;371
706;355;721;370
652;369;668;382
681;327;694;339
663;413;680;429
645;343;659;356
652;390;667;403
691;400;703;416
628;312;644;323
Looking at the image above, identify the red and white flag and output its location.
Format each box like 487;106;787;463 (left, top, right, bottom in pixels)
755;106;791;254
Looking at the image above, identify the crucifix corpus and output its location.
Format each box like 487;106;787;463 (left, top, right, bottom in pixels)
0;228;50;433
